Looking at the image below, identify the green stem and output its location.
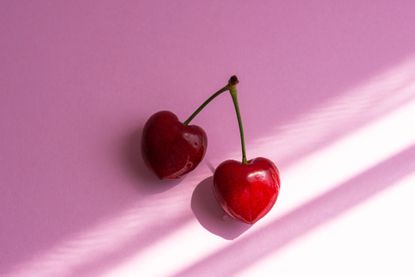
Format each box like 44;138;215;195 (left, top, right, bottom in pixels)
184;75;248;164
184;85;228;125
228;83;248;164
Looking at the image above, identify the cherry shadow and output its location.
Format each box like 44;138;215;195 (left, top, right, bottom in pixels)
121;126;183;194
191;176;251;240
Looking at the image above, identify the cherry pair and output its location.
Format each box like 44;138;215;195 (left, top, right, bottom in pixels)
141;76;280;224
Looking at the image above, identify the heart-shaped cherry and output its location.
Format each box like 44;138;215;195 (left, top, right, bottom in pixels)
142;111;207;179
213;158;280;224
212;75;281;224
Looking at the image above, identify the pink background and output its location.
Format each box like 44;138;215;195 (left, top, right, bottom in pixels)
1;1;415;276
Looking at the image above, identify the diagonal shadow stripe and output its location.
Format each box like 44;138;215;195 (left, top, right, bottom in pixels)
174;144;415;277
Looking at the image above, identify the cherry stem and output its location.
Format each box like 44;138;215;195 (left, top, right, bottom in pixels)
228;77;248;164
183;85;229;125
183;75;248;164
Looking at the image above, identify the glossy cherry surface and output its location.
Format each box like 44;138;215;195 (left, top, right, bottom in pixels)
213;157;280;224
142;111;207;179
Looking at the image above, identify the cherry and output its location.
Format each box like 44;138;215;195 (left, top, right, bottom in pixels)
142;111;207;179
213;76;281;224
214;158;280;224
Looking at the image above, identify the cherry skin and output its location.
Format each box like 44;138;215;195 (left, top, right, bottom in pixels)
142;111;207;179
213;157;280;224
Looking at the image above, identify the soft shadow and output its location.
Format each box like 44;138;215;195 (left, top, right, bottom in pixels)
121;126;182;194
176;144;415;276
191;177;251;240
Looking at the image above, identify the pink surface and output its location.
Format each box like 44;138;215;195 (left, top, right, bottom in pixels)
1;0;415;275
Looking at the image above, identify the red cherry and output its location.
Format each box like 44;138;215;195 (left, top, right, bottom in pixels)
213;157;280;224
142;111;207;179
